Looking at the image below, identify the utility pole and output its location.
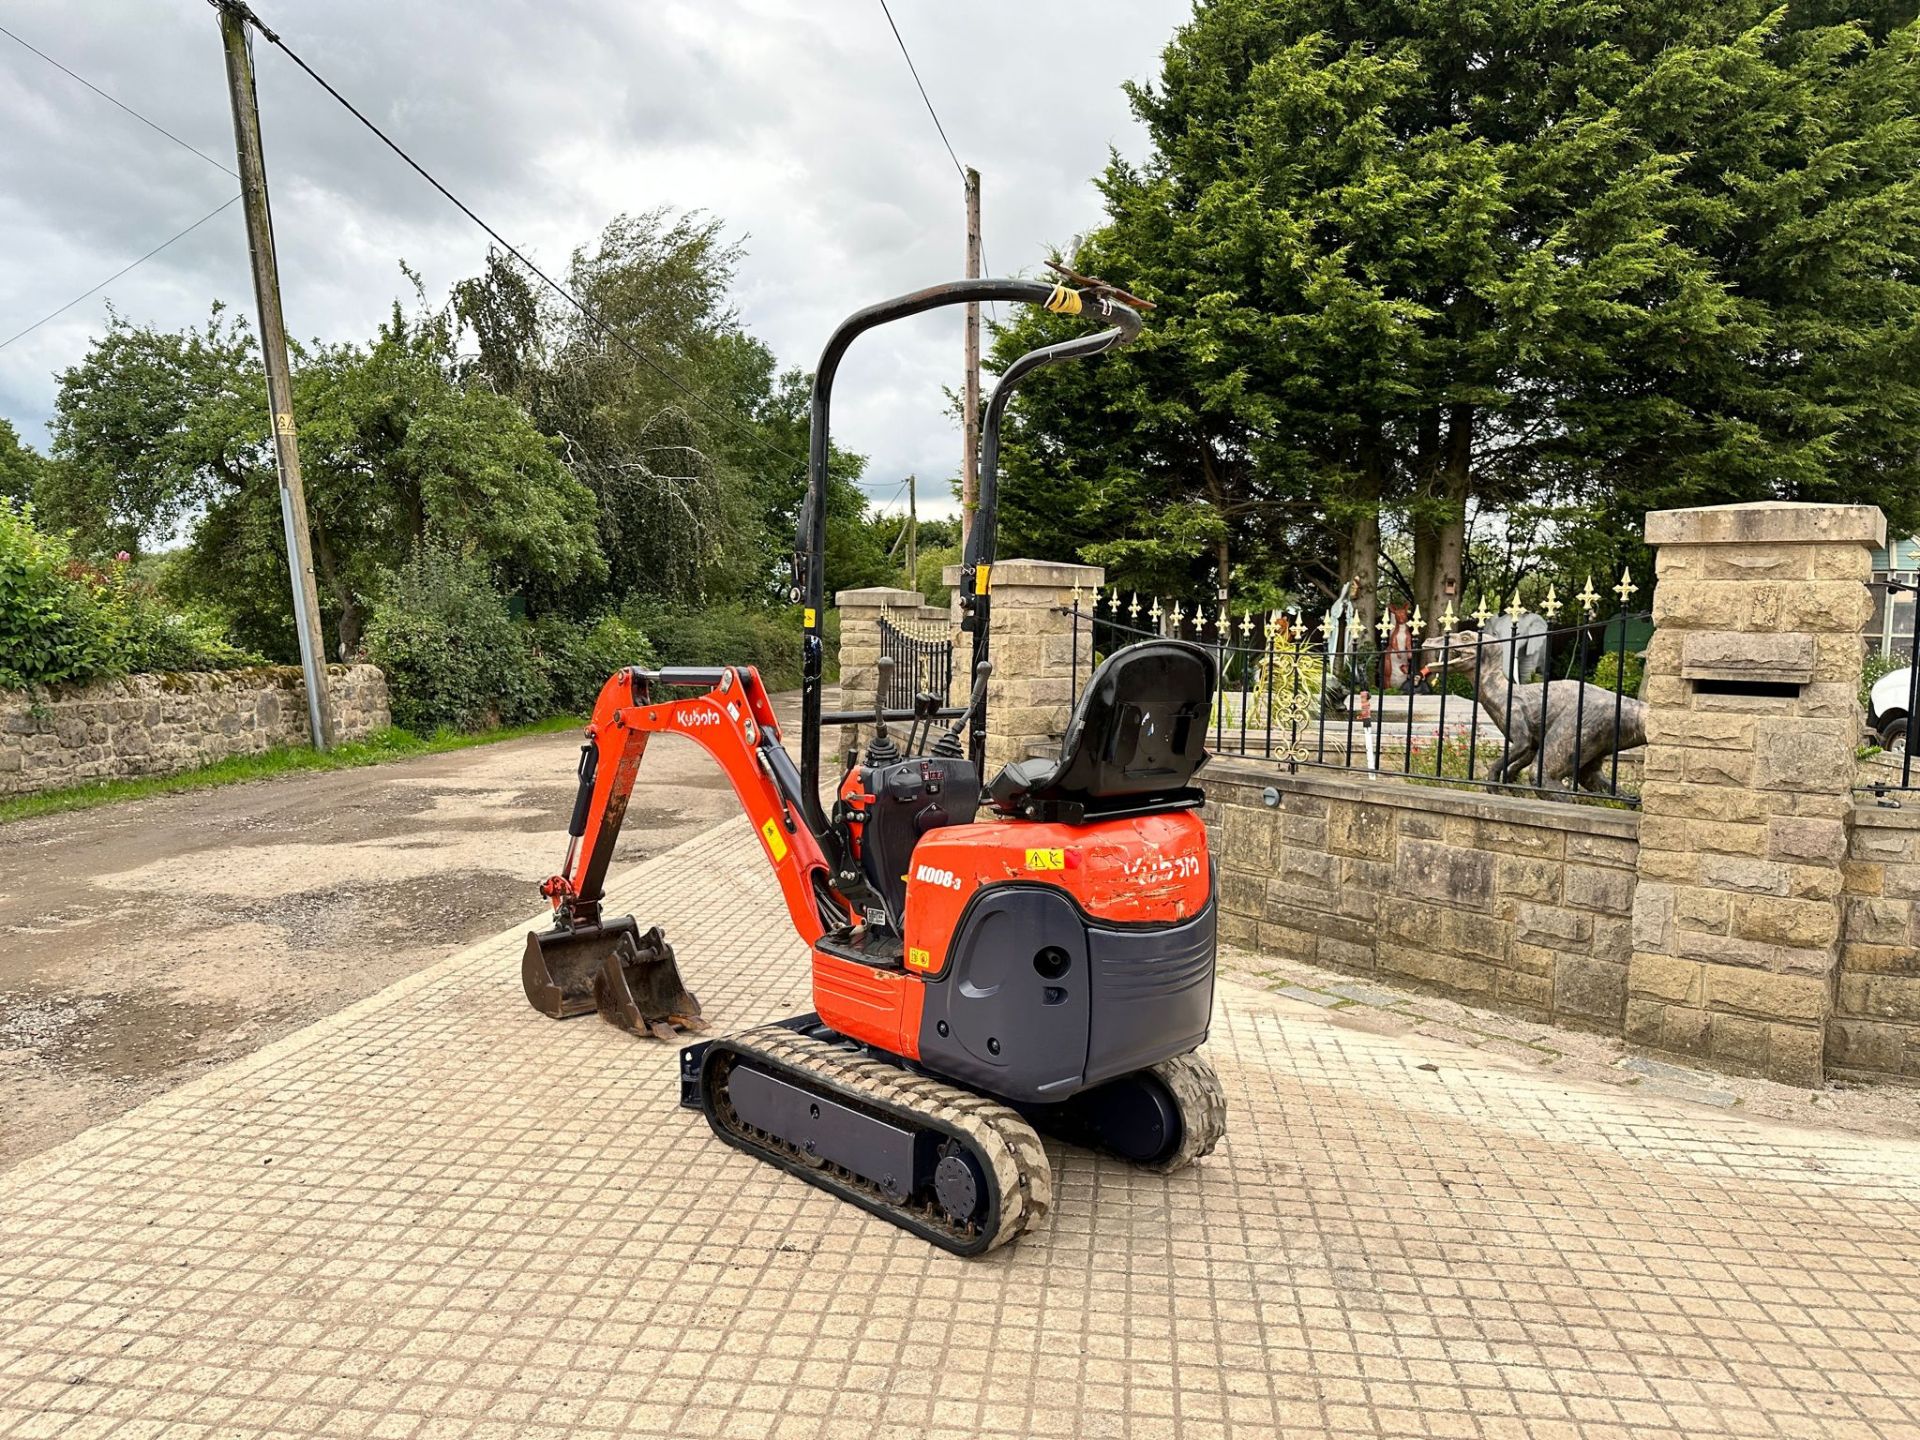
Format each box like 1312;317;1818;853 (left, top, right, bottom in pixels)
215;0;332;749
906;472;918;584
960;166;981;554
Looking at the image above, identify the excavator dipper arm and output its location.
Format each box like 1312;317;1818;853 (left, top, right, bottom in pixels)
523;664;839;1030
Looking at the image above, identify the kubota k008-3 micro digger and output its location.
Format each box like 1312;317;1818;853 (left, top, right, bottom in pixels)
523;275;1226;1255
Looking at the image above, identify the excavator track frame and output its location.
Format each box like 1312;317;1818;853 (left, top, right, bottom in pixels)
690;1021;1052;1257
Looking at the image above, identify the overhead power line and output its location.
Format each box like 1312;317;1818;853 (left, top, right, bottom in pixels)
0;21;237;178
875;2;999;320
0;194;242;352
877;0;964;183
226;3;804;474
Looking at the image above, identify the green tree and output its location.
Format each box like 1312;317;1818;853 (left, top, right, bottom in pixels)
49;301;603;659
990;0;1920;631
0;420;47;503
454;213;895;609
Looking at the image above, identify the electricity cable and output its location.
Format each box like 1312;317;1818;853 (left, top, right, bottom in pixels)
225;2;805;473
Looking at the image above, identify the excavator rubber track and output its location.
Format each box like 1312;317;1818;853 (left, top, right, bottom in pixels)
693;1023;1052;1257
1015;1050;1228;1173
1137;1052;1228;1174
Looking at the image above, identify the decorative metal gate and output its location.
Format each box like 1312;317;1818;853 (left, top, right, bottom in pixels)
876;608;954;710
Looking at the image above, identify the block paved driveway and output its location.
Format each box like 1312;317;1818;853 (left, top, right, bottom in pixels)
3;817;1919;1440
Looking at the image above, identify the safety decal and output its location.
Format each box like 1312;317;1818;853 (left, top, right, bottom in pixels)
906;947;933;971
761;818;789;862
1024;847;1065;871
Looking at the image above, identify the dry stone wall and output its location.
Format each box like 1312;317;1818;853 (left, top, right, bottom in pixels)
0;664;389;796
1206;763;1639;1029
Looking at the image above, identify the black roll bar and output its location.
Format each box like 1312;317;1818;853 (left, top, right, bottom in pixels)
793;278;1143;830
954;310;1143;771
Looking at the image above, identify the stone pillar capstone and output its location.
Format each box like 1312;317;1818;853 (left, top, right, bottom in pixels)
945;558;1104;777
1627;502;1883;1084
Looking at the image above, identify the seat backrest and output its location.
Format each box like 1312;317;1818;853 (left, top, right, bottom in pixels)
1041;640;1215;805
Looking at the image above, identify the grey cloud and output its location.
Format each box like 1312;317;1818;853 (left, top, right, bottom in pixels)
0;0;1189;508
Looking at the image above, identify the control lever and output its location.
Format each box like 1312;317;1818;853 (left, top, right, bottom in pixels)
907;690;940;755
863;656;900;765
931;661;992;759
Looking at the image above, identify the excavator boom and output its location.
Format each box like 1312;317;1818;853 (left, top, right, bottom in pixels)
522;664;840;1032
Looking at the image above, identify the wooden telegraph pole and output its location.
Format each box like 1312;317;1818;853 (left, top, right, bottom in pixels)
215;0;332;749
906;472;918;583
960;166;981;553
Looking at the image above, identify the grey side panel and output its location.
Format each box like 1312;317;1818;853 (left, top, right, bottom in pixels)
1082;898;1216;1087
917;888;1091;1103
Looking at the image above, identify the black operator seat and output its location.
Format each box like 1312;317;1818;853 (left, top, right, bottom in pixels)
987;639;1216;824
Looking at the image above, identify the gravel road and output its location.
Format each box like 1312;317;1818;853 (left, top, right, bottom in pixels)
0;695;804;1170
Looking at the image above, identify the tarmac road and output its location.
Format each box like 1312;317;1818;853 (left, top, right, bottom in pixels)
0;693;805;1170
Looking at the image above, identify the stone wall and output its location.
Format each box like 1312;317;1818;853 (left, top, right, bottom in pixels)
0;664;390;796
1834;804;1920;1081
1625;503;1883;1085
1206;762;1640;1029
943;558;1104;776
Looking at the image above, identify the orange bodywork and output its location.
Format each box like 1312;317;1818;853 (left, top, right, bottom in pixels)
546;667;1210;1066
810;809;1210;1059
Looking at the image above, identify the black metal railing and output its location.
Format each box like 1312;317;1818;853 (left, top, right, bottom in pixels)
1068;589;1652;805
1862;579;1920;801
877;609;954;712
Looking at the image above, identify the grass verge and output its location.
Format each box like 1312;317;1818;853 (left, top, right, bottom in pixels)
0;714;584;826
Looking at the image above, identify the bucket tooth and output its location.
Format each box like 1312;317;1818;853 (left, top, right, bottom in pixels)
593;925;704;1039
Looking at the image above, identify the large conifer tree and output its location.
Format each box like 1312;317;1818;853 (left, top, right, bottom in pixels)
991;1;1920;628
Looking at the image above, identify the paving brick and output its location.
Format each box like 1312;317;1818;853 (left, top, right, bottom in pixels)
1;817;1917;1440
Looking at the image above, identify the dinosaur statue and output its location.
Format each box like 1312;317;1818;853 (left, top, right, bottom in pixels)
1426;629;1646;793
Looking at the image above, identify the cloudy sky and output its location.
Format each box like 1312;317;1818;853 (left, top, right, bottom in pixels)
0;0;1190;518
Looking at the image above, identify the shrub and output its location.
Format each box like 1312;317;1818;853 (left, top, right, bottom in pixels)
0;503;260;689
0;502;114;687
364;542;550;733
107;583;261;674
623;599;807;690
1590;648;1646;699
526;613;657;714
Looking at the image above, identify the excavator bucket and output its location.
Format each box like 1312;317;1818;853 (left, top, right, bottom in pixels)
593;925;704;1040
522;916;702;1038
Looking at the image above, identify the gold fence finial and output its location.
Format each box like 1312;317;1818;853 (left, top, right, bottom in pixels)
1614;566;1638;605
1577;574;1600;616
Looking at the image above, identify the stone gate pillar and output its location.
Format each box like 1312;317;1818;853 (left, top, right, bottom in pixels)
1627;502;1883;1084
945;558;1104;777
834;585;937;756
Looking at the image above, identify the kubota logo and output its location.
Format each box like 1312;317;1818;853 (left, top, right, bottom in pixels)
674;708;721;727
914;863;962;891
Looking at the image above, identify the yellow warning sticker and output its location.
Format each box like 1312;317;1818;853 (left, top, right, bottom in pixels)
761;818;789;862
906;947;933;971
1025;847;1065;871
974;564;991;596
802;607;817;628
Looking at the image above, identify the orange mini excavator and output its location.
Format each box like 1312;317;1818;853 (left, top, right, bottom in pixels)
523;276;1226;1254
